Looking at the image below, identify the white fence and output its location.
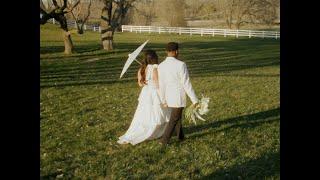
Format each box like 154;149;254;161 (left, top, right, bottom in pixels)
121;25;280;39
50;18;101;32
48;19;280;39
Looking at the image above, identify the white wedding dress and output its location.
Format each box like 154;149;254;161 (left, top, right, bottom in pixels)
117;64;170;145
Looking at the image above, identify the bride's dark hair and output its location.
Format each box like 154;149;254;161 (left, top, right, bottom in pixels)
140;49;159;85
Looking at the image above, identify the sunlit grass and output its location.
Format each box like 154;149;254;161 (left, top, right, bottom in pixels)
40;24;279;179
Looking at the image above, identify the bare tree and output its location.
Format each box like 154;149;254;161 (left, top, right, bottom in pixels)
157;0;187;27
215;0;279;29
40;0;80;54
68;0;92;34
132;0;157;25
99;0;136;51
215;0;252;29
185;0;216;20
233;0;257;29
253;0;279;27
185;0;205;19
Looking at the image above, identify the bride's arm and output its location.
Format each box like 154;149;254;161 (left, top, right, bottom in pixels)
137;68;144;87
152;68;159;89
154;68;167;107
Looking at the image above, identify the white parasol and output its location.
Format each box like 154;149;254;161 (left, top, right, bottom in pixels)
119;40;149;79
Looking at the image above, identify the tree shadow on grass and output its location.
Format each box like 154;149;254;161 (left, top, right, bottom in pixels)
200;151;280;179
213;73;279;78
40;41;163;55
40;34;279;54
185;107;280;139
40;43;101;54
183;108;280;179
40;38;279;88
40;46;65;54
40;77;136;88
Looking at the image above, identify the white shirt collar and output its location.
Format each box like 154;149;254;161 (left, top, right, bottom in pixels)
165;56;178;61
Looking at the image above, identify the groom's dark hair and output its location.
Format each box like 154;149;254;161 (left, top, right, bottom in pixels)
166;42;179;52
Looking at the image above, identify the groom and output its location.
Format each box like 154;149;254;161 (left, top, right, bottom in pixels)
158;42;199;145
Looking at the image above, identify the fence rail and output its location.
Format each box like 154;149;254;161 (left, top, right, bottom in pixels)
47;19;279;39
49;18;101;32
121;25;280;39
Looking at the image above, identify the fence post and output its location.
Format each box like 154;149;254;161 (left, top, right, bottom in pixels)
121;25;123;32
224;29;226;37
212;29;215;37
201;28;203;36
74;22;77;28
236;29;239;38
84;24;87;30
99;26;101;33
179;27;181;35
130;26;133;32
139;26;142;33
52;18;55;24
93;26;96;32
249;30;251;38
275;32;278;39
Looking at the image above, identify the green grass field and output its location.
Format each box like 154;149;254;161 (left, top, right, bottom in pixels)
40;24;280;179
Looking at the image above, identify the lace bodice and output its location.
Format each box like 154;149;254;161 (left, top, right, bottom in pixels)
145;64;158;87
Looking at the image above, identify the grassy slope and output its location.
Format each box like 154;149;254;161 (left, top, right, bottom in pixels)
40;24;280;179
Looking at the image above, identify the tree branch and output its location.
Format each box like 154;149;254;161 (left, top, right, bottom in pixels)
40;6;47;15
107;1;112;24
101;6;109;22
64;0;80;13
82;0;92;23
40;0;47;12
40;7;52;24
52;0;59;7
61;0;68;10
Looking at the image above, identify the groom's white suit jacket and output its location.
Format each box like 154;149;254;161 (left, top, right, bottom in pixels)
158;57;198;107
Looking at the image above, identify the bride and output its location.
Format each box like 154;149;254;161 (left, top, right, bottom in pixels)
117;50;170;145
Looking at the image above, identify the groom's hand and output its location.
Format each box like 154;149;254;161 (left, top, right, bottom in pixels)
192;102;199;108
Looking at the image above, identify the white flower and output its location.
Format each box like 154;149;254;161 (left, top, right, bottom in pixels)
198;96;210;115
185;95;210;124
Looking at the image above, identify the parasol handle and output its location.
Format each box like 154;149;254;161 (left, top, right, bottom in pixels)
134;59;142;65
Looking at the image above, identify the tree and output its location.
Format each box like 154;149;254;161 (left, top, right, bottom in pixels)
157;0;187;27
132;0;157;25
68;0;92;34
185;0;216;20
215;0;253;29
99;0;136;51
253;0;279;27
215;0;279;29
40;0;80;54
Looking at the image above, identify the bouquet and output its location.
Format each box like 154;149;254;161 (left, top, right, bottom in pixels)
185;95;210;125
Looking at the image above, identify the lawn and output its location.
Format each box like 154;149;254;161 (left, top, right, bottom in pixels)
40;24;280;179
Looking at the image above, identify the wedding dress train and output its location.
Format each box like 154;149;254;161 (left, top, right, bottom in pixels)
117;64;170;145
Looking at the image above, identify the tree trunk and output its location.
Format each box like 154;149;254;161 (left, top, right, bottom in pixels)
101;30;114;51
76;22;84;34
100;19;114;51
57;15;74;55
63;30;74;54
235;23;240;30
226;19;232;29
117;13;126;31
